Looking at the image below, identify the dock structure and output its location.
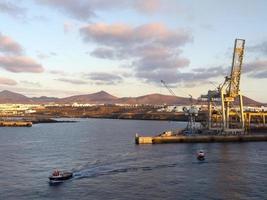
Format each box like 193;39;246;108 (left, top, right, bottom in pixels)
135;39;267;144
135;134;267;144
0;121;32;127
245;112;267;129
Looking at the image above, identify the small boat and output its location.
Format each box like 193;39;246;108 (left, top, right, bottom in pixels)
197;150;205;161
49;170;73;182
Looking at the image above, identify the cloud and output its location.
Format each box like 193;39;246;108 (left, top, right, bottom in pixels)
32;15;49;22
90;48;116;59
244;59;267;79
36;51;56;59
80;22;192;84
0;1;26;18
37;0;95;21
136;69;182;85
48;70;66;75
37;53;49;59
36;0;177;21
180;59;267;81
189;66;227;80
55;78;87;85
247;41;267;55
0;77;17;85
84;72;123;85
20;80;41;87
80;23;190;47
243;59;267;73
134;0;161;13
0;33;45;73
138;66;227;86
249;71;267;79
80;23;134;46
0;32;23;55
0;56;44;73
174;66;227;87
64;22;74;33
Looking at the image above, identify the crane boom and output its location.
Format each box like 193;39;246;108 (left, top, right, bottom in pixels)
228;39;245;98
160;80;177;97
161;80;193;104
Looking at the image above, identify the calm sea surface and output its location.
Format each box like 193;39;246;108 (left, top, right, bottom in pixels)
0;118;266;200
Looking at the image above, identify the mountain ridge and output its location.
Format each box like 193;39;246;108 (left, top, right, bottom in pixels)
0;90;33;103
0;90;265;106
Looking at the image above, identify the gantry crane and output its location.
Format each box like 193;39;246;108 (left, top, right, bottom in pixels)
221;39;245;132
202;39;245;134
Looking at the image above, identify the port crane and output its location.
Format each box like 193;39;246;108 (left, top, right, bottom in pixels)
160;80;193;105
202;39;245;134
160;80;179;112
160;80;177;98
160;80;198;134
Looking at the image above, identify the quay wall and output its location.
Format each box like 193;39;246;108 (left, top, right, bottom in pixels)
136;134;267;144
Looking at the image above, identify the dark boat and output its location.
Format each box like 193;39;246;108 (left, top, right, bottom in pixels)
49;170;73;182
197;150;205;161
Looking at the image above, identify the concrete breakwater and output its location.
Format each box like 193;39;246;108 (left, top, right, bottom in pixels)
135;134;267;144
0;118;77;127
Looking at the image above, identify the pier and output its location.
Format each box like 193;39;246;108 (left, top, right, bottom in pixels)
0;121;32;127
135;134;267;144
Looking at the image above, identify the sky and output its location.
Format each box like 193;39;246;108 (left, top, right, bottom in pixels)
0;0;267;102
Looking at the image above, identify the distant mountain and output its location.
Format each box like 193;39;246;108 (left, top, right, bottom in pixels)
59;90;118;104
0;90;33;103
242;96;263;106
31;96;59;103
116;93;192;105
0;90;264;106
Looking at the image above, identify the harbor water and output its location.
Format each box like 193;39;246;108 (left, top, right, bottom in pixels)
0;119;266;200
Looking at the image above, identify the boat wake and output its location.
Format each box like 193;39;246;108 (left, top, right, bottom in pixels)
72;162;178;180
